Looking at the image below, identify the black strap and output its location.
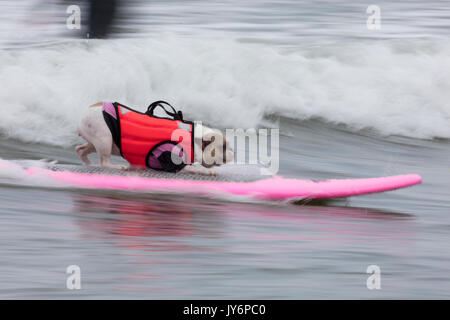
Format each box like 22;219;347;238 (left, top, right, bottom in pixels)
146;100;183;121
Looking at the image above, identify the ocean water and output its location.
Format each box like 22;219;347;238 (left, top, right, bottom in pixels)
0;0;449;299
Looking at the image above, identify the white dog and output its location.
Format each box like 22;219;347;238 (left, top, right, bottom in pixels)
76;102;234;175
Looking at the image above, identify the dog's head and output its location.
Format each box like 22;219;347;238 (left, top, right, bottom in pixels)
194;124;234;168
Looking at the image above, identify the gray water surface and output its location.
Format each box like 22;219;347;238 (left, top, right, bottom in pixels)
1;117;449;299
0;0;449;299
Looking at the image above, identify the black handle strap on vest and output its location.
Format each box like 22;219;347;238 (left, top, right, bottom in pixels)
146;100;184;121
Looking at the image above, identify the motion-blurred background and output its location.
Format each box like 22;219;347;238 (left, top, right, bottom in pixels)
0;0;449;299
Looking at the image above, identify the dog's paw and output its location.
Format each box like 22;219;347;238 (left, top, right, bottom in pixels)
206;169;218;176
102;164;128;170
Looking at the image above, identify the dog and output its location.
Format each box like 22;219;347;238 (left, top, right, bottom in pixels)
76;102;234;175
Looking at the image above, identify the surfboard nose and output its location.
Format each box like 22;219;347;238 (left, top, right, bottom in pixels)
400;174;422;186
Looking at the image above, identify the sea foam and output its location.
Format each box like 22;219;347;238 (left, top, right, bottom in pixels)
0;35;449;146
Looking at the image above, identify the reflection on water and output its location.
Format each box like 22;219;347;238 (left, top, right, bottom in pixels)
74;192;413;238
74;194;216;251
72;192;415;254
64;192;418;298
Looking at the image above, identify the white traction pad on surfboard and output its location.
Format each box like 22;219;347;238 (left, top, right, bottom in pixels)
45;164;264;182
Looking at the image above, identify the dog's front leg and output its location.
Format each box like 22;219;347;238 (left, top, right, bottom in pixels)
99;155;128;170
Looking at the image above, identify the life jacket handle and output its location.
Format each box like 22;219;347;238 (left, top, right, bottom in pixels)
146;100;184;121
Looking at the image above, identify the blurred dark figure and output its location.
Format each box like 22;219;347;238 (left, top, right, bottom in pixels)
88;0;118;38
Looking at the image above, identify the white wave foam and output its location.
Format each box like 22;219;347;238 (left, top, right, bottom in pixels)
0;35;449;145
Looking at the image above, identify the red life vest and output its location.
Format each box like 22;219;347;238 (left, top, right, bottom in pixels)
103;101;194;169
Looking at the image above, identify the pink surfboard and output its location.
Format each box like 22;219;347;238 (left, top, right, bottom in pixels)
0;160;422;201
